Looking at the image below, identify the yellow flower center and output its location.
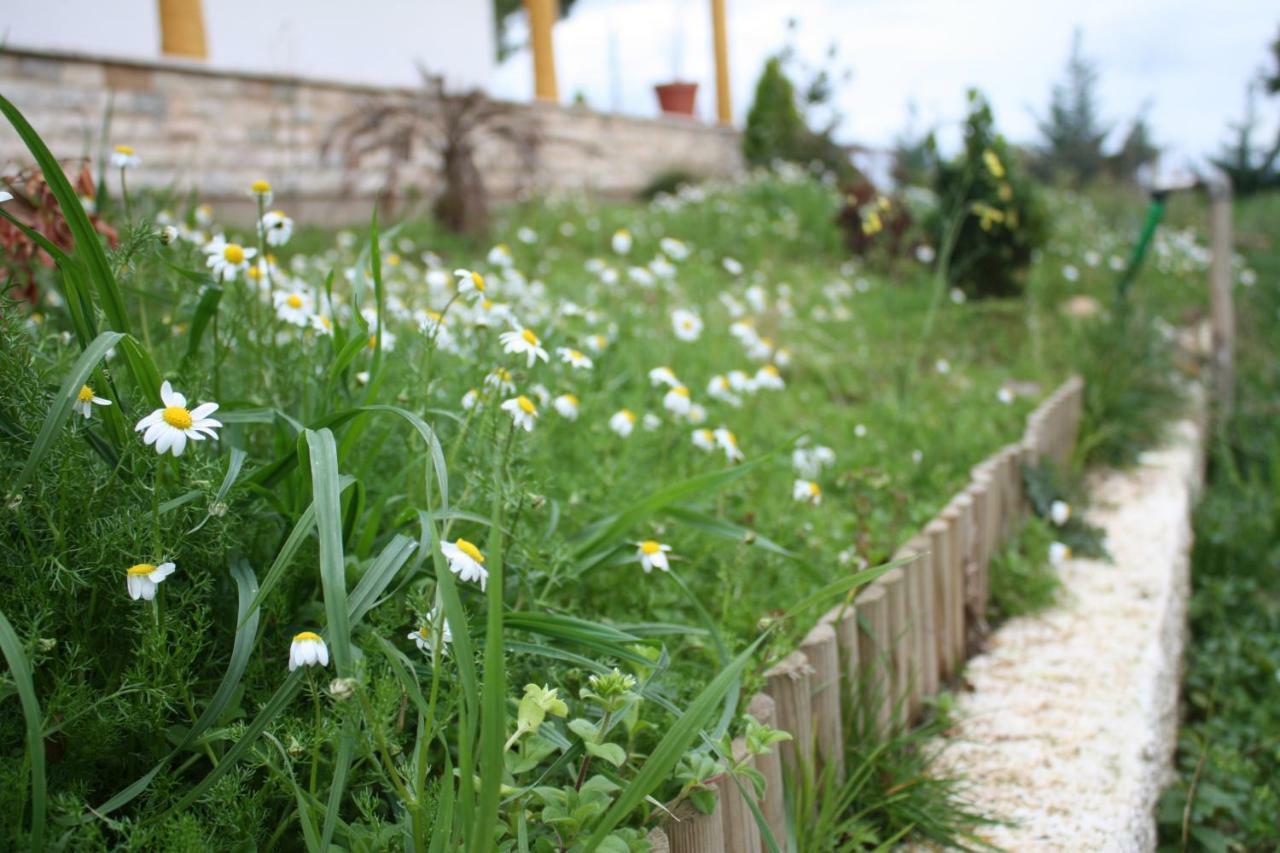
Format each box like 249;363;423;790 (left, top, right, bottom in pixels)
620;409;635;422
127;563;156;576
722;431;738;446
521;329;539;346
247;266;261;280
368;334;378;349
427;310;443;322
223;244;246;264
569;349;584;360
386;253;401;266
162;406;193;429
293;631;322;643
808;482;821;496
318;316;332;330
672;386;689;397
455;538;485;563
77;385;95;403
481;299;494;310
286;294;304;309
471;272;485;291
516;395;537;414
562;394;579;405
497;368;511;382
1063;546;1073;559
114;145;134;156
251;179;272;194
592;335;606;348
640;540;662;555
763;365;779;376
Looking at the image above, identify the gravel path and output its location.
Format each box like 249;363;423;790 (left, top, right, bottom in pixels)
927;411;1206;851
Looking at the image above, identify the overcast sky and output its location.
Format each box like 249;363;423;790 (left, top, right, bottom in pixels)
492;0;1278;168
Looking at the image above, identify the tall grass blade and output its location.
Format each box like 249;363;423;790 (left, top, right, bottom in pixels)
0;607;46;852
16;330;123;488
301;429;352;674
473;488;507;851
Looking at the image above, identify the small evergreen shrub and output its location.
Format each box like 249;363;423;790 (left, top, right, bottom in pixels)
931;90;1049;298
743;57;807;170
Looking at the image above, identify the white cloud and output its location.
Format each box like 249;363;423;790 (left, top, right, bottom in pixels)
493;0;1278;166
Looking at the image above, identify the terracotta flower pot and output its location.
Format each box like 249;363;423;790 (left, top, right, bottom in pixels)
654;81;698;117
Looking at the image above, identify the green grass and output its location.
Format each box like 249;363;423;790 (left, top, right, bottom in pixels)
0;96;1215;850
1156;193;1280;852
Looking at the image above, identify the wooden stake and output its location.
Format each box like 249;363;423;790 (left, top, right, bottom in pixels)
800;623;845;782
745;692;787;845
854;584;893;736
926;518;954;679
720;738;762;852
764;651;814;777
664;787;726;852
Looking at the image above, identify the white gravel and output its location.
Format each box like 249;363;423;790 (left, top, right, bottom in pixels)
926;410;1206;851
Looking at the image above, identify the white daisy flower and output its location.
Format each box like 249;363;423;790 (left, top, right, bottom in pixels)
854;424;868;438
487;243;514;266
516;227;538;244
288;631;329;671
687;403;707;424
628;266;655;287
204;236;257;282
997;387;1015;404
556;347;593;370
501;395;539;432
584;334;609;354
648;366;680;388
1062;264;1080;282
529;383;551;407
261;210;294;246
722;256;743;276
407;607;453;656
609;409;637;437
636;540;672;573
611;228;633;255
659;237;689;260
194;203;214;227
793;479;822;505
441;538;488;589
461;388;481;410
754;365;785;390
159;225;179;245
1050;500;1071;526
454;269;488;301
949;287;966;304
500;328;549;368
1049;542;1072;568
915;244;936;264
485;367;516;395
935;358;951;375
707;375;741;407
713;427;744;462
110;145;140;169
663;385;692;416
125;561;175;601
649;256;676;279
671;309;703;342
273;289;312;326
135;381;222;457
553;393;580;420
726;370;755;394
642;412;662;431
310;313;335;336
73;384;111;419
692;428;716;452
249;179;274;206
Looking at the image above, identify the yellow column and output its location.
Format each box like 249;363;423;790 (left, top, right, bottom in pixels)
158;0;208;59
711;0;731;125
525;0;559;102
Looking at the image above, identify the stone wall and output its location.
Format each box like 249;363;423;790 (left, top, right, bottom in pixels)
0;47;743;225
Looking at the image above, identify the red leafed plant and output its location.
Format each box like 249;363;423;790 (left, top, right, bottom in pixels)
1;159;118;302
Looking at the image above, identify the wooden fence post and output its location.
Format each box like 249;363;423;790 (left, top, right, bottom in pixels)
745;692;787;846
720;739;763;852
664;791;726;853
854;583;893;735
925;517;955;680
902;536;939;704
647;827;670;852
801;623;845;782
876;568;913;726
764;651;815;776
820;602;860;704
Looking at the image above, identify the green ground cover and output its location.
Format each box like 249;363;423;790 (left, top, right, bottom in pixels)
0;101;1215;849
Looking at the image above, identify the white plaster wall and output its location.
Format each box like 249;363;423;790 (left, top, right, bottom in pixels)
2;0;495;89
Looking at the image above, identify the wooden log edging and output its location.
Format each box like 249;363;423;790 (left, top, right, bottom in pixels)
662;376;1087;851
